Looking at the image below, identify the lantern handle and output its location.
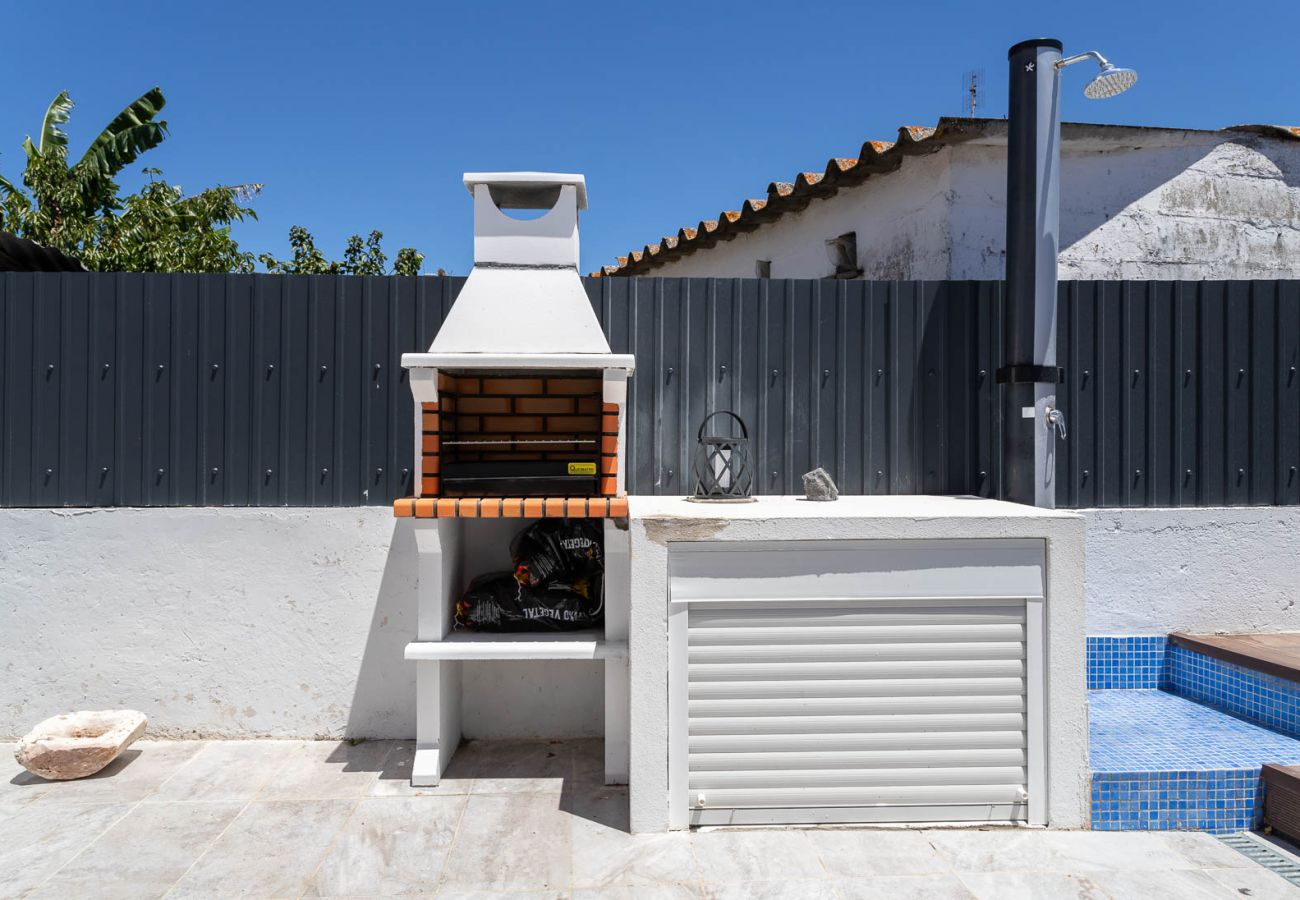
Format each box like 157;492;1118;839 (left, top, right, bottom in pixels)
697;410;749;442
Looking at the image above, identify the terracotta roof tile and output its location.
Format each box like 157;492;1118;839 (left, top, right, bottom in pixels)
597;117;1300;276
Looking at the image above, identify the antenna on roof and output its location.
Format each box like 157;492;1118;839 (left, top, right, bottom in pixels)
960;69;984;118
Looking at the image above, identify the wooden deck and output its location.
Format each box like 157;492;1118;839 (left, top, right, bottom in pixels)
1170;632;1300;683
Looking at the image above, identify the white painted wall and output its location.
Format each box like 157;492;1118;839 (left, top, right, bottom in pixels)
1083;506;1300;635
4;503;1298;743
0;508;601;740
640;149;955;281
643;129;1300;281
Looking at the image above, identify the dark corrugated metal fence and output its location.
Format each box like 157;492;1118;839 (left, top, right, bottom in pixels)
2;273;1296;508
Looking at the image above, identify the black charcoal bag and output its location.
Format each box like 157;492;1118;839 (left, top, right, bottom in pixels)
510;519;604;587
455;572;603;633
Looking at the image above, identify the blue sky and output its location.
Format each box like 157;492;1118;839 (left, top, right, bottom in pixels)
4;0;1297;275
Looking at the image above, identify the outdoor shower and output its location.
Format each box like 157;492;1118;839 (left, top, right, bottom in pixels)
1000;39;1137;508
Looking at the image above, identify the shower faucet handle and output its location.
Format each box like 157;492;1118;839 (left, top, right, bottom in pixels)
1045;406;1067;441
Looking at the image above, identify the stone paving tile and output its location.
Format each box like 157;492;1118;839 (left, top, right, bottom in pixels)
956;870;1109;899
569;737;606;786
372;740;475;797
9;739;1300;899
1081;867;1246;899
257;739;389;801
568;785;700;888
835;874;977;899
26;800;243;899
1041;830;1201;872
1160;830;1260;868
572;887;701;900
149;740;306;803
0;799;134;897
465;740;575;795
439;793;572;893
6;740;205;805
167;799;356;898
440;891;570;900
807;828;952;878
1203;864;1300;897
687;829;826;882
306;795;464;897
700;880;839;899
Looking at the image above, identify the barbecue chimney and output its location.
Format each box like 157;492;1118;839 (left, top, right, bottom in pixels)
396;173;634;518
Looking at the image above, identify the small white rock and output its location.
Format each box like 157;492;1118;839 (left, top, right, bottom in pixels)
15;710;148;781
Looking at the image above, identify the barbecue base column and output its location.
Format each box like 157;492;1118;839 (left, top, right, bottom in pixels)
412;658;462;787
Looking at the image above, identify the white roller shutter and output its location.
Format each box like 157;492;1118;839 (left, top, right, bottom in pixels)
685;599;1027;825
668;540;1043;827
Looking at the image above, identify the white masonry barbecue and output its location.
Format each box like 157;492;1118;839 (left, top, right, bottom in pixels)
397;173;634;787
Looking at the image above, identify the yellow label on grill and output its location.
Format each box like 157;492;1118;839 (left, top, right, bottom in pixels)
567;462;597;475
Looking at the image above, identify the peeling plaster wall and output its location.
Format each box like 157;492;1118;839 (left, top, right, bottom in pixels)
1083;506;1300;635
949;132;1300;280
0;508;601;740
639;148;954;280
637;130;1300;281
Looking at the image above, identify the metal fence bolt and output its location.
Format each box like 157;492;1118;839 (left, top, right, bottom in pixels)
211;467;219;474
157;364;164;372
46;363;55;372
321;468;329;475
101;467;109;474
719;365;727;378
265;469;273;477
156;468;164;475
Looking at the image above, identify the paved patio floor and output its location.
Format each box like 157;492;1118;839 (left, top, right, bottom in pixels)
3;738;1299;899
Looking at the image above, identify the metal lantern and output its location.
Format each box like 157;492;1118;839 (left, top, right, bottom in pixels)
691;410;754;499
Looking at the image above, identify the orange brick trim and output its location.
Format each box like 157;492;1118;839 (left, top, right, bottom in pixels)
393;495;629;519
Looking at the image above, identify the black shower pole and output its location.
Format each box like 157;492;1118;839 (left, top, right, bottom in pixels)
1001;38;1066;508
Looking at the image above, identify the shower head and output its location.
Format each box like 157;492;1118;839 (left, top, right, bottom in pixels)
1084;63;1139;99
1057;50;1138;100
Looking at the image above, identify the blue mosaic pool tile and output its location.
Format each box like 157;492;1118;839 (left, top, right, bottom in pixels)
1089;690;1300;833
1090;769;1263;833
1086;636;1170;689
1170;644;1300;738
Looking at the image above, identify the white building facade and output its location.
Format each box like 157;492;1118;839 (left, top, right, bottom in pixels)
602;119;1300;281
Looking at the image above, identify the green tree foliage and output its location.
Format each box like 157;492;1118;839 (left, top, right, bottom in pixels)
0;88;260;273
259;226;425;276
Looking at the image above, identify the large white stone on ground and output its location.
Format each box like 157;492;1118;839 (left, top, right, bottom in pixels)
15;709;148;780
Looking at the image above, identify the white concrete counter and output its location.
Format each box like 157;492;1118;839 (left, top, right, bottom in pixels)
625;495;1087;832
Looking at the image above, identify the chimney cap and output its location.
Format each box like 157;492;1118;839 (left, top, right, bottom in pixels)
463;172;588;210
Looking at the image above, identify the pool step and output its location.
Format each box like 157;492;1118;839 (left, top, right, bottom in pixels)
1167;633;1300;740
1263;765;1300;844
